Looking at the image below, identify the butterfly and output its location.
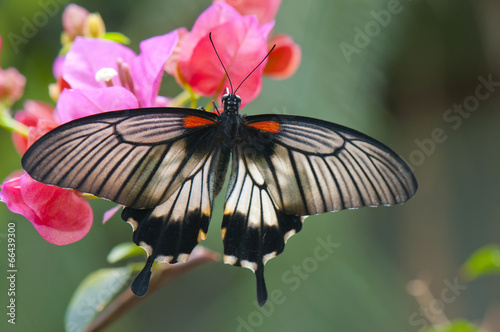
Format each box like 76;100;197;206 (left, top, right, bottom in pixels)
21;37;417;306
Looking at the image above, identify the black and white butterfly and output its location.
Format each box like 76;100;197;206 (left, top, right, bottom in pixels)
21;40;417;306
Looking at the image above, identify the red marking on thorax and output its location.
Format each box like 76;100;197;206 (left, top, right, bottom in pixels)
247;121;281;133
183;116;215;128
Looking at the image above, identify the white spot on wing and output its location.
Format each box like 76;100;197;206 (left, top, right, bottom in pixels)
223;255;238;265
241;260;258;272
127;218;138;231
139;241;153;256
284;229;296;243
263;252;277;265
156;255;174;263
177;253;190;262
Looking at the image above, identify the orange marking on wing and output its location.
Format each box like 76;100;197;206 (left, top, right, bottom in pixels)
247;121;281;133
183;116;215;128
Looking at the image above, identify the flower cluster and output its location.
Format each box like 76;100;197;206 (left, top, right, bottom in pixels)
0;1;300;245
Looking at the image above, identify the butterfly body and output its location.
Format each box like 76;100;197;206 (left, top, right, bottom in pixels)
22;91;417;306
217;107;244;150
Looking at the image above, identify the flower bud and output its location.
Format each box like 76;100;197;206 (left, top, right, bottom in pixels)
83;13;106;38
0;67;26;105
62;4;89;40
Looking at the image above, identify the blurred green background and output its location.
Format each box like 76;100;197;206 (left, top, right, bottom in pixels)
1;0;499;331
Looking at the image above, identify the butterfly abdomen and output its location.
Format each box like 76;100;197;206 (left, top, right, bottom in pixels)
218;111;243;151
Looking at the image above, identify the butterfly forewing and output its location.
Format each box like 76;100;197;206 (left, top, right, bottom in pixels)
241;114;417;215
22;108;219;209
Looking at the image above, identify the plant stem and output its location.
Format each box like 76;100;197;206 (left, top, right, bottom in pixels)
0;104;29;137
84;247;219;332
169;90;191;108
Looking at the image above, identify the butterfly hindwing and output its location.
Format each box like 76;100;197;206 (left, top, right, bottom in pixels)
123;143;229;296
21;108;220;209
222;139;304;305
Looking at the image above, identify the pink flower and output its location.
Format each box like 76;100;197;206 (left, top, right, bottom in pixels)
0;174;93;245
60;4;107;44
213;0;282;24
60;30;178;114
0;68;26;105
175;2;274;108
11;100;55;155
264;34;301;80
0;36;26;105
2;31;179;247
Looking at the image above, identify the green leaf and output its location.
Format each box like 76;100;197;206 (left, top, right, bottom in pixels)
462;244;500;281
107;242;146;264
423;319;478;332
101;32;131;45
64;266;133;332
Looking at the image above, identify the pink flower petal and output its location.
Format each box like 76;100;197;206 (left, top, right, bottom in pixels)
155;95;169;107
3;170;25;182
131;31;178;107
56;87;139;123
182;2;241;54
102;205;121;224
264;34;301;80
0;174;93;245
27;119;58;148
53;55;65;79
213;0;282;24
165;28;189;86
63;37;136;89
12;100;55;155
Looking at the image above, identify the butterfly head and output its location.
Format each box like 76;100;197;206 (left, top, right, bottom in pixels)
222;88;241;113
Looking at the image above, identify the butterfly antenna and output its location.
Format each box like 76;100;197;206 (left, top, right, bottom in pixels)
234;44;276;95
209;32;234;94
